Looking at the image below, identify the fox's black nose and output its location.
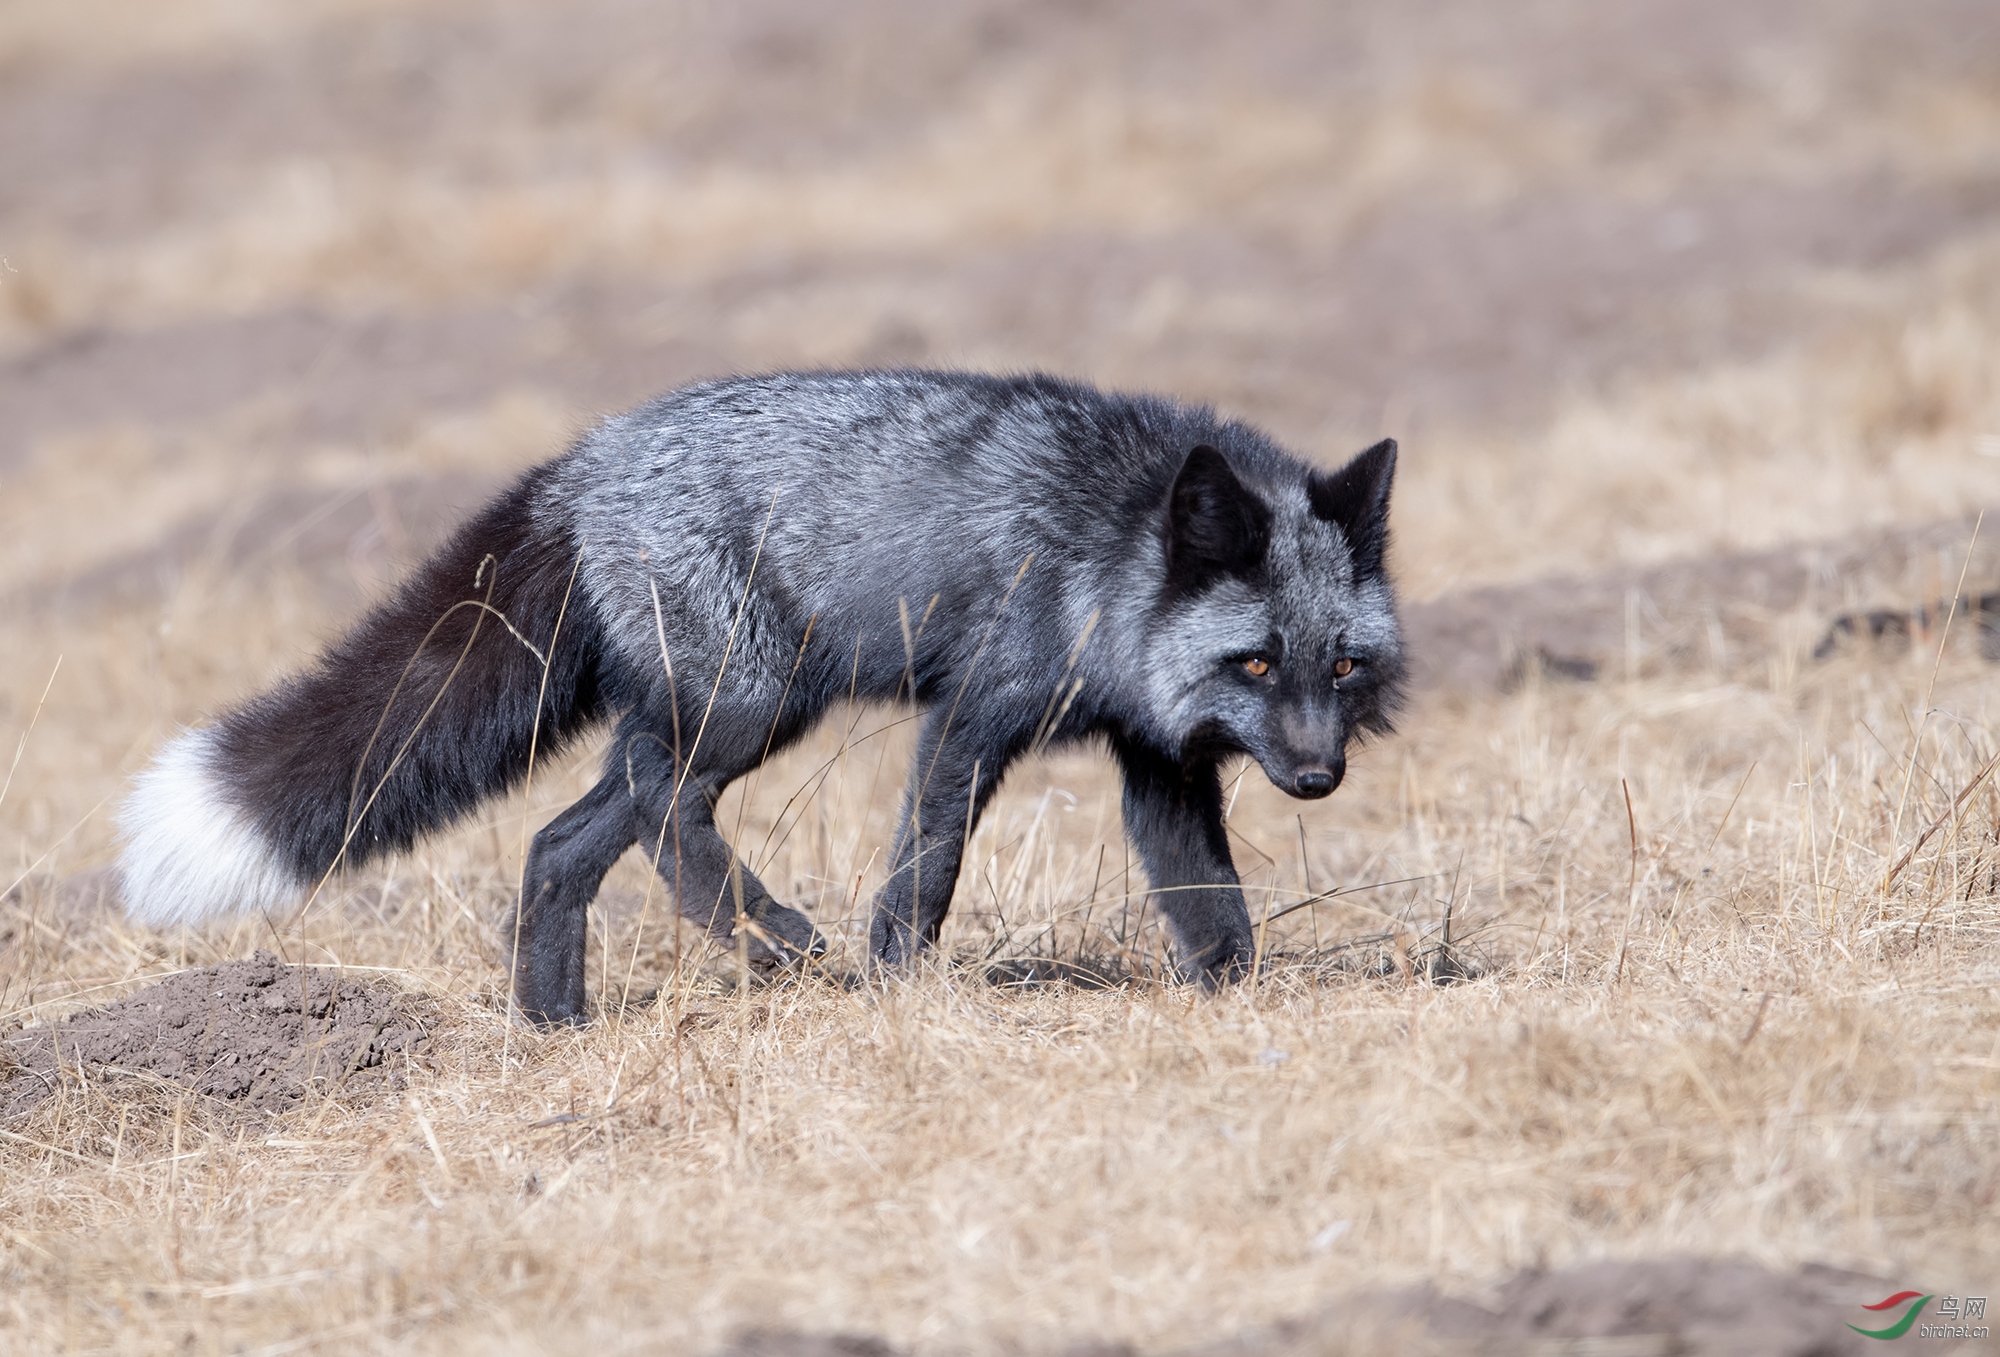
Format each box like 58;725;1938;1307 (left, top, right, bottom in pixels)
1294;769;1336;798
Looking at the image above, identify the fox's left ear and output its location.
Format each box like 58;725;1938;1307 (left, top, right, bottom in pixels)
1165;445;1273;595
1308;438;1396;577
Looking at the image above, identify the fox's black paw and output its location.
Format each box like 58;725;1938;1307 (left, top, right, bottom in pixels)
516;1001;590;1029
866;910;926;972
1184;936;1255;992
738;905;828;974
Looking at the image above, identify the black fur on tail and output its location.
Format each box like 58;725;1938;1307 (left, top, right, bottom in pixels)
214;463;613;889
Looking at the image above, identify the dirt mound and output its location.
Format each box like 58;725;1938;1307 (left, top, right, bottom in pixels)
1406;511;2000;690
723;1258;1896;1357
1396;1256;1893;1356
1;951;435;1120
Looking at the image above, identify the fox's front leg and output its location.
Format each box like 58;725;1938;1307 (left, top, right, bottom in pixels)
868;707;1012;969
1114;738;1254;989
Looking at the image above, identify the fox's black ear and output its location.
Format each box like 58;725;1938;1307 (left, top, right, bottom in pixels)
1308;438;1396;577
1165;445;1272;594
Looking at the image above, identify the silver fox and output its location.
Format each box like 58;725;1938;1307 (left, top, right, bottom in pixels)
119;370;1405;1023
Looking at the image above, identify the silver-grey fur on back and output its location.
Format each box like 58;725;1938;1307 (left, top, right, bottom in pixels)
549;370;1402;753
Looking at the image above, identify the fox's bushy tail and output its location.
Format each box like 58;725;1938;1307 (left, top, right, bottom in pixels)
119;467;609;927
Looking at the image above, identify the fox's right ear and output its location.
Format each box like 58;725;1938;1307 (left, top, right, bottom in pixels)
1165;445;1272;594
1308;438;1396;577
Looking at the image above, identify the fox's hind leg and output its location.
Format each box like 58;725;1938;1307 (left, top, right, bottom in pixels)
511;704;823;1024
1114;738;1254;989
513;769;640;1026
618;714;824;971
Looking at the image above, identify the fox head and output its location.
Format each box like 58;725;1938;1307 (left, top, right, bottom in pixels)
1145;437;1405;797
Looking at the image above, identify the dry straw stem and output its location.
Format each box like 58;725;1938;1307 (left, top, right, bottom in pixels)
1882;511;1984;894
1613;779;1639;985
0;655;60;816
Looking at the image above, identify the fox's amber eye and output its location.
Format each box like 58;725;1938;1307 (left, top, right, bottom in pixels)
1333;656;1354;678
1243;656;1270;677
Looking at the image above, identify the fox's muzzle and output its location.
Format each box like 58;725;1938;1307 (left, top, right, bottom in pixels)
1279;753;1345;799
1293;769;1334;797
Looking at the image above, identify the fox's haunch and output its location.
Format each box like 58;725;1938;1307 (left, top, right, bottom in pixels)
118;466;608;926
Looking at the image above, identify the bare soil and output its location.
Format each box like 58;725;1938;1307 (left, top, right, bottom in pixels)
1342;1258;1896;1357
1;950;436;1119
1407;512;2000;690
731;1258;1896;1357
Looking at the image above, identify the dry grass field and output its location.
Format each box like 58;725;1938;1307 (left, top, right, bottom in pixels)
3;2;1999;1353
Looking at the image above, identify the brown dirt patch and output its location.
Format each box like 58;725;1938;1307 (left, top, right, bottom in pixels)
725;1258;1897;1357
1;950;436;1120
1372;1257;1896;1356
1406;511;2000;690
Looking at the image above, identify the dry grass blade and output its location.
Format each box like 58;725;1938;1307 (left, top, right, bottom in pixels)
1882;745;2000;891
1613;778;1640;985
0;655;60;815
1883;511;1985;893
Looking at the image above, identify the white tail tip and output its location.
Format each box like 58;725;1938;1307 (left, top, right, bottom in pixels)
117;727;303;928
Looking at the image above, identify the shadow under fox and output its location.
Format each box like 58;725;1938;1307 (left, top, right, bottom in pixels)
120;370;1405;1024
